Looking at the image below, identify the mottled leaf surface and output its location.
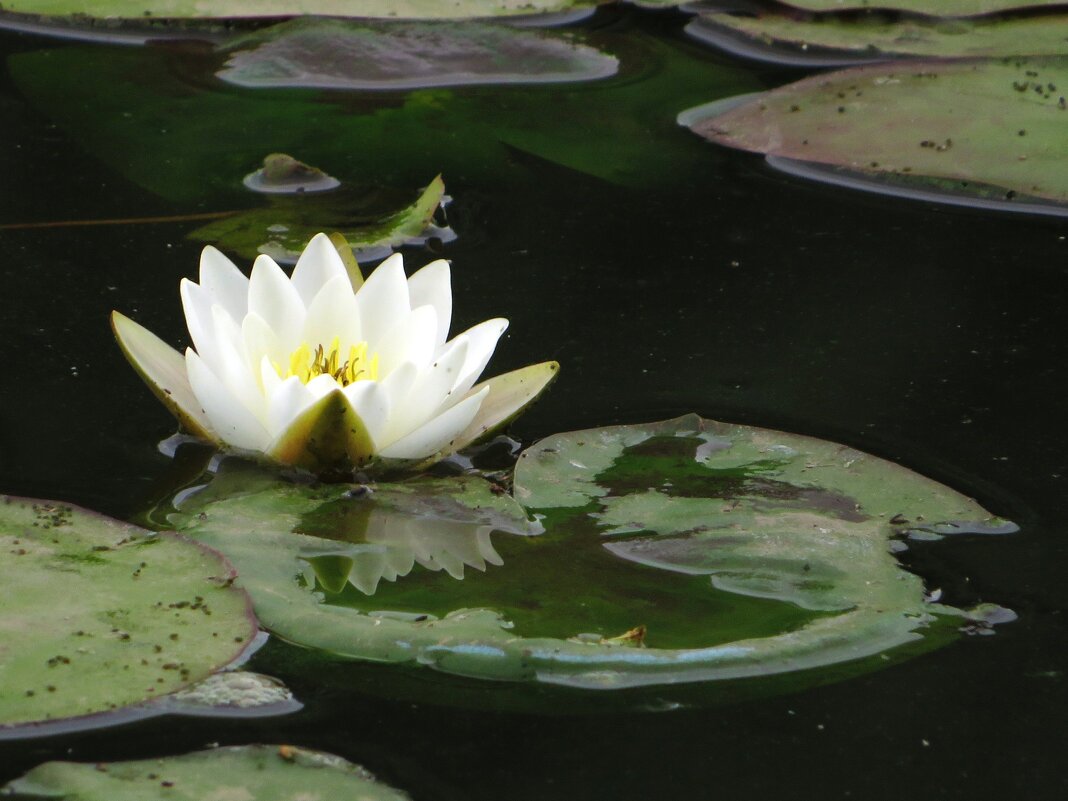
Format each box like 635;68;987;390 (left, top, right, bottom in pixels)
0;497;256;734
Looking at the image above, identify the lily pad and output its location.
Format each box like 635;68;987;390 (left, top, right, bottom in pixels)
683;57;1068;210
0;0;599;20
2;745;410;800
688;12;1068;63
758;0;1066;17
163;414;1011;691
0;496;257;736
188;175;446;263
217;18;619;90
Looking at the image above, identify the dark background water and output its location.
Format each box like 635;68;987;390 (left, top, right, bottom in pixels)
0;7;1065;799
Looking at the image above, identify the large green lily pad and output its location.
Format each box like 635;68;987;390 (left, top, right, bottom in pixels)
217;18;619;90
690;11;1068;62
0;497;256;735
2;745;410;800
0;0;598;20
164;414;1011;692
684;57;1068;209
188;175;446;262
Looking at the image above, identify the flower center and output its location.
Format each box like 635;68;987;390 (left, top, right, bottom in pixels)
277;337;379;386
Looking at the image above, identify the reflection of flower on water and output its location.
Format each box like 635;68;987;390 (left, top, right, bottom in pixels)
112;233;557;475
304;512;504;596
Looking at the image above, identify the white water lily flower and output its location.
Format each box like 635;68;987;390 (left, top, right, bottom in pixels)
112;234;558;474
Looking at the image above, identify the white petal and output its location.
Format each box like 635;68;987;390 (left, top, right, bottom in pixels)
407;259;451;346
185;348;270;451
379;361;418;415
248;254;305;348
342;381;390;445
267;375;314;434
291;232;350;306
375;305;438;376
260;355;282;397
449;318;508;399
180;279;224;375
305;372;340;400
199;246;248;321
382;337;469;447
211;306;266;424
302;274;362;351
243;312;284;374
378;386;489;460
355;253;409;347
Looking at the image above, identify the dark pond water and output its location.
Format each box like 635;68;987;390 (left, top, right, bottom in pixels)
1;6;1065;799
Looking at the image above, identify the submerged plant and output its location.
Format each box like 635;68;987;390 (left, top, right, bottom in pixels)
112;234;557;475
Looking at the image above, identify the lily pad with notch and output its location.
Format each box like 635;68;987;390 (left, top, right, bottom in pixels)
1;744;410;801
161;413;1012;697
0;496;258;738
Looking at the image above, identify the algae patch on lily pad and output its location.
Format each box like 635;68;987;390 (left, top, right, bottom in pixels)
164;413;1011;692
683;57;1068;211
2;744;410;800
0;497;257;735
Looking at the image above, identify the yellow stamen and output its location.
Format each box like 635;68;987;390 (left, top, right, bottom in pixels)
275;338;378;387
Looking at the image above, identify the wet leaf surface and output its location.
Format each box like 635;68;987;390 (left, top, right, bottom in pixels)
0;497;256;735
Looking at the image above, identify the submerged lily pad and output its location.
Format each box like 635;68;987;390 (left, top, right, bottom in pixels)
0;0;598;19
689;12;1068;63
188;175;446;263
0;497;256;735
6;33;757;202
683;57;1068;210
217;18;619;90
2;745;410;800
163;414;1011;691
